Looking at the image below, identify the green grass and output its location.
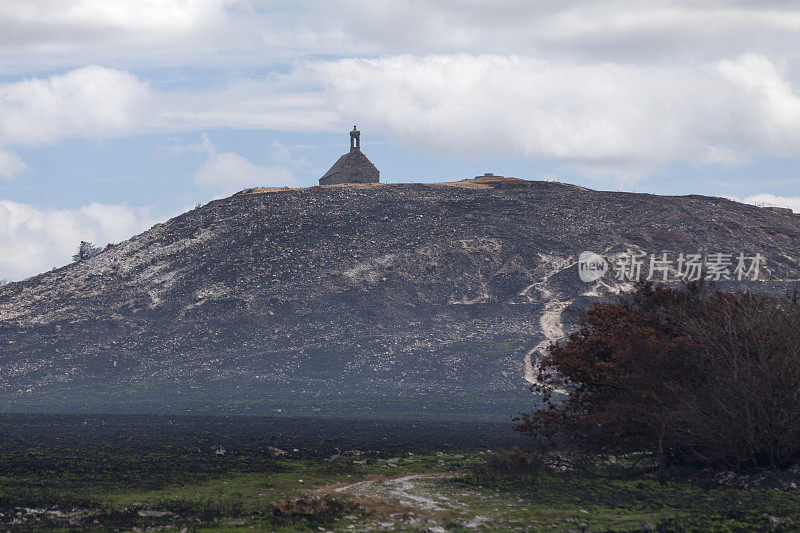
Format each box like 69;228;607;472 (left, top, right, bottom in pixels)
1;415;799;531
452;468;800;531
4;452;800;531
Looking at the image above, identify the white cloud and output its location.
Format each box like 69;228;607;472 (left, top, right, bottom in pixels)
0;148;27;179
717;54;800;157
0;66;335;150
0;0;232;47
192;134;294;196
5;1;800;71
0;65;151;145
323;1;800;61
743;193;800;213
0;0;349;73
154;79;337;132
155;133;217;157
194;152;293;194
4;54;800;182
0;200;157;281
311;53;800;181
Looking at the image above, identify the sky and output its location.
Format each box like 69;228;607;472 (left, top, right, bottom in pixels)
1;0;800;280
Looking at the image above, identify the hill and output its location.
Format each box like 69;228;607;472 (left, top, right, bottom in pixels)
1;176;799;418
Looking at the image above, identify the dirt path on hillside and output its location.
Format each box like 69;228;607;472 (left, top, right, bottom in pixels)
332;473;462;512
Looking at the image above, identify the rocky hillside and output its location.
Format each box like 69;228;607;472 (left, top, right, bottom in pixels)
1;176;799;418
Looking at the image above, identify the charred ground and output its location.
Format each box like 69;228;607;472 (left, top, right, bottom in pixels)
1;177;799;416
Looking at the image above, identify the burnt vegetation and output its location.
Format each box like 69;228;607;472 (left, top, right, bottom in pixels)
517;282;800;471
2;179;800;416
71;240;102;263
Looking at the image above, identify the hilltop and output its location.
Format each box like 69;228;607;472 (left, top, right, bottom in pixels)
1;176;799;417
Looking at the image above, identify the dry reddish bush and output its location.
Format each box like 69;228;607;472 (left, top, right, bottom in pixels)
269;496;359;520
480;447;548;476
516;283;800;470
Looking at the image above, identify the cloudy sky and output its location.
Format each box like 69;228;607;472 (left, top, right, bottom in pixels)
1;0;800;280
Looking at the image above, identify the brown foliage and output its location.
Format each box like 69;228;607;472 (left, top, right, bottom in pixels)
479;447;548;476
269;496;359;521
516;283;800;470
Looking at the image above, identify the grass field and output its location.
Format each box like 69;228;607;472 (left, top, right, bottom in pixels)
1;415;799;531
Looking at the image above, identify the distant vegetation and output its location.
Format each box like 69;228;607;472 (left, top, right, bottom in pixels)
71;240;101;262
517;282;800;471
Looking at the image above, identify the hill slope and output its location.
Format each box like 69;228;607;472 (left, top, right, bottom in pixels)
1;177;799;418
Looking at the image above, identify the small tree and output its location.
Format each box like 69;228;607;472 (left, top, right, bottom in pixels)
516;283;800;470
72;241;101;262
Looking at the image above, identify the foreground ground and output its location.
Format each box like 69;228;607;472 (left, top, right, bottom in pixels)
1;415;799;531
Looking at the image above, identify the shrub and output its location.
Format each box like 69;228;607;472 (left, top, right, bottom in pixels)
72;241;102;262
516;282;800;470
269;497;359;525
478;447;547;476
